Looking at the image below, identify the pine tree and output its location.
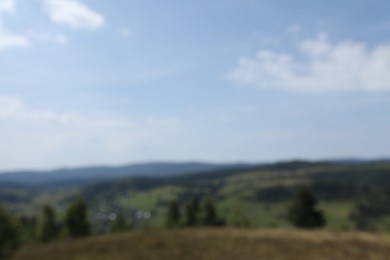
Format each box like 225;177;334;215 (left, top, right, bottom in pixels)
287;186;326;228
165;201;181;228
200;197;217;226
0;203;20;258
200;197;225;226
349;187;390;231
110;213;130;233
37;205;58;243
64;198;90;238
183;198;200;227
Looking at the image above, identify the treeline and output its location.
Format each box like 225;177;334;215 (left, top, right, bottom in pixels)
165;197;225;228
36;198;91;242
0;198;91;258
0;186;329;257
165;187;326;230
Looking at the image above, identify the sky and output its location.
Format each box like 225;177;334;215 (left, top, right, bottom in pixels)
1;0;390;171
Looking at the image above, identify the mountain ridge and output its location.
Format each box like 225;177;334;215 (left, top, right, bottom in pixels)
0;162;252;188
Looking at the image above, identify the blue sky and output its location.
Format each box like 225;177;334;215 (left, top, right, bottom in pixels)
1;0;390;170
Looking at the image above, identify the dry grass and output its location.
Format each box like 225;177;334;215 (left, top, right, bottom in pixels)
13;229;390;260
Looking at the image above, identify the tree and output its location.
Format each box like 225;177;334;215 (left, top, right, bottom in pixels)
64;198;90;238
200;197;225;227
18;215;38;243
165;201;181;228
183;198;200;227
110;213;130;233
37;205;58;243
350;187;390;231
0;203;20;258
287;186;325;228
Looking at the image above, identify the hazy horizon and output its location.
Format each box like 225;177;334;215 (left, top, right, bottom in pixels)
1;0;390;171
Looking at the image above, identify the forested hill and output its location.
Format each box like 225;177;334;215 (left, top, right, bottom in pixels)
0;162;251;189
3;160;390;231
81;160;390;205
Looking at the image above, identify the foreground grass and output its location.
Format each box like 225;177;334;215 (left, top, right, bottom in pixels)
13;229;390;260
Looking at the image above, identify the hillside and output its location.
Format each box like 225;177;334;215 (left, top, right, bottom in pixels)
0;162;249;189
3;160;390;231
13;229;390;260
78;161;390;230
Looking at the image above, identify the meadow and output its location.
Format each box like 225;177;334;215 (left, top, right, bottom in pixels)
13;229;390;260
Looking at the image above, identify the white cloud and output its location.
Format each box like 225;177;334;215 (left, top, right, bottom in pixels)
44;0;104;30
230;33;390;92
0;4;69;50
0;96;182;170
0;96;85;124
0;26;30;51
0;1;31;51
28;31;69;44
0;0;15;13
0;29;68;52
0;96;179;129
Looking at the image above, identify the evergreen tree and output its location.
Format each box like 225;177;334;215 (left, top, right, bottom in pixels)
0;203;20;258
287;186;326;228
165;201;181;228
37;205;58;243
64;198;90;238
200;197;217;226
349;187;390;231
200;197;225;227
183;198;200;227
110;213;130;233
19;215;38;243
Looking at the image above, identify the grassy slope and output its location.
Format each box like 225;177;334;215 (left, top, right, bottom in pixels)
13;229;390;260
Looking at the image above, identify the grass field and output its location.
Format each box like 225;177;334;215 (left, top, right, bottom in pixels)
13;229;390;260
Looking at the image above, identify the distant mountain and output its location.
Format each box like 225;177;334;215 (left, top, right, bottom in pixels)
0;162;252;189
328;158;390;165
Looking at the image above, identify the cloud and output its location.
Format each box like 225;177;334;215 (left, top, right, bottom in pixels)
0;1;30;51
230;33;390;92
0;96;181;170
28;31;69;44
0;96;89;125
0;1;67;51
0;96;178;129
44;0;104;30
0;29;68;52
0;26;30;51
0;0;14;13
